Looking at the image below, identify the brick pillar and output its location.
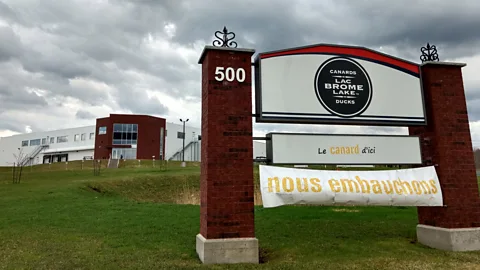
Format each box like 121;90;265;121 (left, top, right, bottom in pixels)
196;46;259;264
409;62;480;251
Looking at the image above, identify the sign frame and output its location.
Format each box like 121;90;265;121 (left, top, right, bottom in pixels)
254;43;428;126
265;132;423;166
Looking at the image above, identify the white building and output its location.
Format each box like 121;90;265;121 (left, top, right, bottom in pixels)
0;121;266;166
0;125;96;166
164;122;202;162
165;121;267;162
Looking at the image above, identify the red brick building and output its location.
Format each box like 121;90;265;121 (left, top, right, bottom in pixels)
93;114;166;160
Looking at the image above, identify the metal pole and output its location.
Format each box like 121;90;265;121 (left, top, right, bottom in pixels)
180;118;189;167
182;121;185;162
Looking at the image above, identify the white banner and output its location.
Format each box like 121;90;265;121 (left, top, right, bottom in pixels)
259;165;443;208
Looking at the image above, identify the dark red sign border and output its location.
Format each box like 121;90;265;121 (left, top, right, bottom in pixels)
257;43;420;77
253;43;426;127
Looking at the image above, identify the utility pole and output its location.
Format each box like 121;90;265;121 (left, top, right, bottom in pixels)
190;131;196;161
180;118;189;167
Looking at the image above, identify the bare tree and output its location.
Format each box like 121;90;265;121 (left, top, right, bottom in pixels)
12;148;28;184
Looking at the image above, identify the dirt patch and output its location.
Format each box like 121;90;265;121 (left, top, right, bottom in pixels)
174;182;200;205
85;184;106;194
259;247;272;264
254;190;263;206
83;175;265;206
174;188;264;206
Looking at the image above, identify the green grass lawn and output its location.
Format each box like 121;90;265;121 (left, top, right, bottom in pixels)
1;161;480;269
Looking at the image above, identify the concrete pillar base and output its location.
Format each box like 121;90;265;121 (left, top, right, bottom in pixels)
196;234;259;264
417;224;480;251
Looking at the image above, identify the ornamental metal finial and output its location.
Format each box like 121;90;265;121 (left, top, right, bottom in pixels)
420;43;439;63
212;26;238;48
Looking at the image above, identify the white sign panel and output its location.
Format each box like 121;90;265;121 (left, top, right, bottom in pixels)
254;44;426;126
259;165;443;208
266;133;422;165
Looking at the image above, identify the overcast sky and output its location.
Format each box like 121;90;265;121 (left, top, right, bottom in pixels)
1;0;480;147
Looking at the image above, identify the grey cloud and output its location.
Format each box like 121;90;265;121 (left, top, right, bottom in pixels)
466;88;480;102
0;77;48;112
136;96;169;116
159;0;480;61
3;0;199;99
116;86;169;116
21;49;93;80
75;109;96;120
166;0;304;51
0;1;23;25
0;113;42;133
0;0;479;137
0;120;23;133
467;89;480;121
0;91;48;112
465;85;480;119
468;102;480;122
0;26;23;62
0;61;110;107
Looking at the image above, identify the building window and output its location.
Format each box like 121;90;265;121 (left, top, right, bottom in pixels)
98;126;107;135
112;123;138;145
30;139;41;146
89;132;95;140
81;133;86;141
41;138;46;145
112;148;137;160
21;140;28;147
50;137;55;144
57;136;68;143
43;154;68;163
74;134;80;141
177;131;184;139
